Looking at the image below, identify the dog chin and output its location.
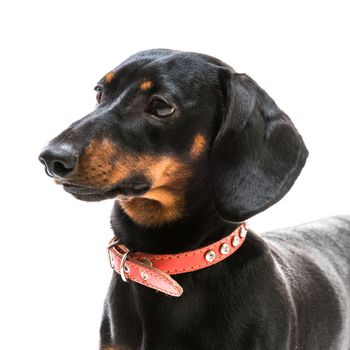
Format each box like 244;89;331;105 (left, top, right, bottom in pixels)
62;182;150;202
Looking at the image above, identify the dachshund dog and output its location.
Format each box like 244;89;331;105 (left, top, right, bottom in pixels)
39;49;350;350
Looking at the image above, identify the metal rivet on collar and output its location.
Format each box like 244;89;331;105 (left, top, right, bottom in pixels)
205;250;216;262
141;271;148;280
240;225;247;238
220;243;230;255
232;236;240;247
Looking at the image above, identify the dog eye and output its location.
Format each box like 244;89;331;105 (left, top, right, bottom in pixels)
147;98;175;118
94;86;103;104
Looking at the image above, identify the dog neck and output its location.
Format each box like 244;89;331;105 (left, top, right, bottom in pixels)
110;176;237;254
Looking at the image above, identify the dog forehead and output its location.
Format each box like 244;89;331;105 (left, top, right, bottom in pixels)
104;50;219;86
119;49;207;70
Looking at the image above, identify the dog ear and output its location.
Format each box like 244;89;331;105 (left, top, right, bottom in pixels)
209;69;308;222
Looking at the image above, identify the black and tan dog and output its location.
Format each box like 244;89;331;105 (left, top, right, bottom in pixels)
39;49;350;350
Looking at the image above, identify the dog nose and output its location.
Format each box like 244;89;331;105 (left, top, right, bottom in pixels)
39;144;77;179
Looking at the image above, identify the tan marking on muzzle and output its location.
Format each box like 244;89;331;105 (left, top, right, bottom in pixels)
140;80;153;91
68;139;192;226
190;133;206;158
105;71;116;83
68;139;120;187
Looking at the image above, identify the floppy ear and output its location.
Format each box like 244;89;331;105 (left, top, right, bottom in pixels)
210;69;308;222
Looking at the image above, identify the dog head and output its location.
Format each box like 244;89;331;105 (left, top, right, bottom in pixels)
39;49;308;226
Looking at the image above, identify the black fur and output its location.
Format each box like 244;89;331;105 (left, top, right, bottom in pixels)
39;49;350;349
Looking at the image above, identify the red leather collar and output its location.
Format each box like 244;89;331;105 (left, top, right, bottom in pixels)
107;223;247;297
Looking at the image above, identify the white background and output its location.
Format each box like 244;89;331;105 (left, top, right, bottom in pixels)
0;1;349;349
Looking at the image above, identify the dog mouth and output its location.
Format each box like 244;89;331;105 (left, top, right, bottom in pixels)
61;179;151;202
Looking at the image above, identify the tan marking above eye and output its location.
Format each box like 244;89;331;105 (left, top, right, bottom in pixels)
190;133;206;158
140;80;153;91
105;71;115;83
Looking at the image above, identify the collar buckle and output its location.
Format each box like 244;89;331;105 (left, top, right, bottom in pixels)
119;250;133;282
107;237;120;269
107;237;133;282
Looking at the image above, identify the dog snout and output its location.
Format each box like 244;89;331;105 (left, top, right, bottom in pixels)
39;143;78;179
